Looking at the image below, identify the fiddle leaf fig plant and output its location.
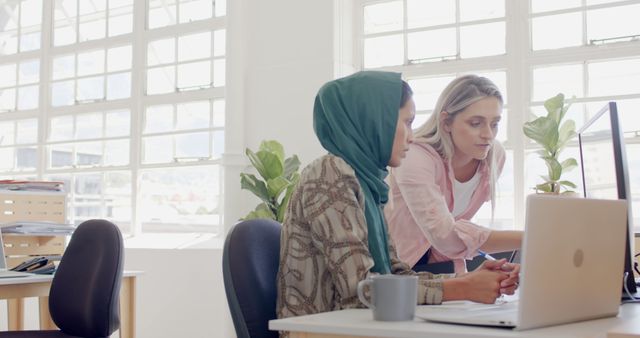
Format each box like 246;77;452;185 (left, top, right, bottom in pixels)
240;140;301;222
522;93;578;194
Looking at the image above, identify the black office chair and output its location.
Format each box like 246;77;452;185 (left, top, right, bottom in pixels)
223;219;281;338
0;219;124;338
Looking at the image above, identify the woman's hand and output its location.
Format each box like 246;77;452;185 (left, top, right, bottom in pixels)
458;269;508;304
496;263;520;295
443;258;521;303
476;258;520;295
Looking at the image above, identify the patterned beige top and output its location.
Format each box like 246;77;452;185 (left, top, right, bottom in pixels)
276;155;452;331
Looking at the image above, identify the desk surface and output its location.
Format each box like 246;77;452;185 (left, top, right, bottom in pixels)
270;303;640;338
0;270;143;286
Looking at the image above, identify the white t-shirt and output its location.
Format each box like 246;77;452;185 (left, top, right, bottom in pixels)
452;171;482;218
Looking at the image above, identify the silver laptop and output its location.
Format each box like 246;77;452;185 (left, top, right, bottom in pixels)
0;235;34;278
417;194;627;330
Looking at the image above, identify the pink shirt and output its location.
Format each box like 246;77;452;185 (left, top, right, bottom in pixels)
385;142;505;273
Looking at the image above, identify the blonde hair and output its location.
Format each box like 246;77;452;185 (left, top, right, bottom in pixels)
413;75;503;219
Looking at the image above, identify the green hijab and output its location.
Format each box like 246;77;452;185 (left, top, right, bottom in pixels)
313;71;402;274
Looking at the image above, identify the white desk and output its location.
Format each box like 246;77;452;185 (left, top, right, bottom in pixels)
270;303;640;338
0;270;141;338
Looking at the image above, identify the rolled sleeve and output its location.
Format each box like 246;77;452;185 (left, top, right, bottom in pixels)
420;279;444;304
388;231;450;304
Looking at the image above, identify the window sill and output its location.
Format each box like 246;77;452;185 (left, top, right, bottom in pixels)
124;232;224;250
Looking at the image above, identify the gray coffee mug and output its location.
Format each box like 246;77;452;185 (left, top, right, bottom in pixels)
357;274;418;321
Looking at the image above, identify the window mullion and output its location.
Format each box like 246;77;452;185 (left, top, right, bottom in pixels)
455;0;461;58
505;0;530;229
353;0;364;71
402;0;408;65
39;0;54;179
106;0;111;40
17;1;22;52
129;0;147;236
582;0;588;46
75;0;80;44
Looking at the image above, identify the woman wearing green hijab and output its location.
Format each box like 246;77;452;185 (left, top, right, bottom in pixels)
276;71;518;326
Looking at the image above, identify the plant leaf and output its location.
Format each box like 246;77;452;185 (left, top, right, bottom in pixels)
240;173;270;203
558;180;578;189
260;140;285;164
246;148;267;178
558;95;575;123
276;204;287;223
544;156;562;181
284;155;301;179
277;175;299;223
536;182;553;193
523;116;558;152
290;171;300;185
536;149;550;158
544;93;564;123
267;176;290;200
243;203;276;221
255;150;284;180
557;119;576;150
540;154;554;162
560;158;578;172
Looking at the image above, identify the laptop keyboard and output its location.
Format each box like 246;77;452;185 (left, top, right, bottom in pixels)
444;301;517;317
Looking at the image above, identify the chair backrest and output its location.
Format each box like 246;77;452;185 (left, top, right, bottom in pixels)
49;219;124;338
223;219;281;338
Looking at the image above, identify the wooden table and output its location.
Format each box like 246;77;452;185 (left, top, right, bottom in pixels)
0;271;141;338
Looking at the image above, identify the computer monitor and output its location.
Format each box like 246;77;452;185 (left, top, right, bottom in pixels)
578;101;636;297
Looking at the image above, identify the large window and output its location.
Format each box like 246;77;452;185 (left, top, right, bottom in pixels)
0;0;227;235
357;0;640;230
52;0;134;46
0;0;43;54
51;45;132;105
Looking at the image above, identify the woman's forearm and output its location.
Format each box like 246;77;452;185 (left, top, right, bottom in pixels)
442;278;468;301
479;230;523;253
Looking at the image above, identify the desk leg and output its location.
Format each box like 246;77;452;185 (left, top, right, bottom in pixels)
7;299;24;331
38;296;57;329
119;276;136;338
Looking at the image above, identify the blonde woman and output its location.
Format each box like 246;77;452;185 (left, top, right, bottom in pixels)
385;75;523;274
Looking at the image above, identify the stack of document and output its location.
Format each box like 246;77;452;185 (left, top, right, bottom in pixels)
1;221;75;235
11;256;58;274
0;180;64;192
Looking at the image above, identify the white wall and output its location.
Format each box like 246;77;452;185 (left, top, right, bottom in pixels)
241;3;333;162
124;247;230;338
123;1;348;338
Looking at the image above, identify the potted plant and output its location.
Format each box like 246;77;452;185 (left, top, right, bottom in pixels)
240;140;301;222
522;93;578;194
